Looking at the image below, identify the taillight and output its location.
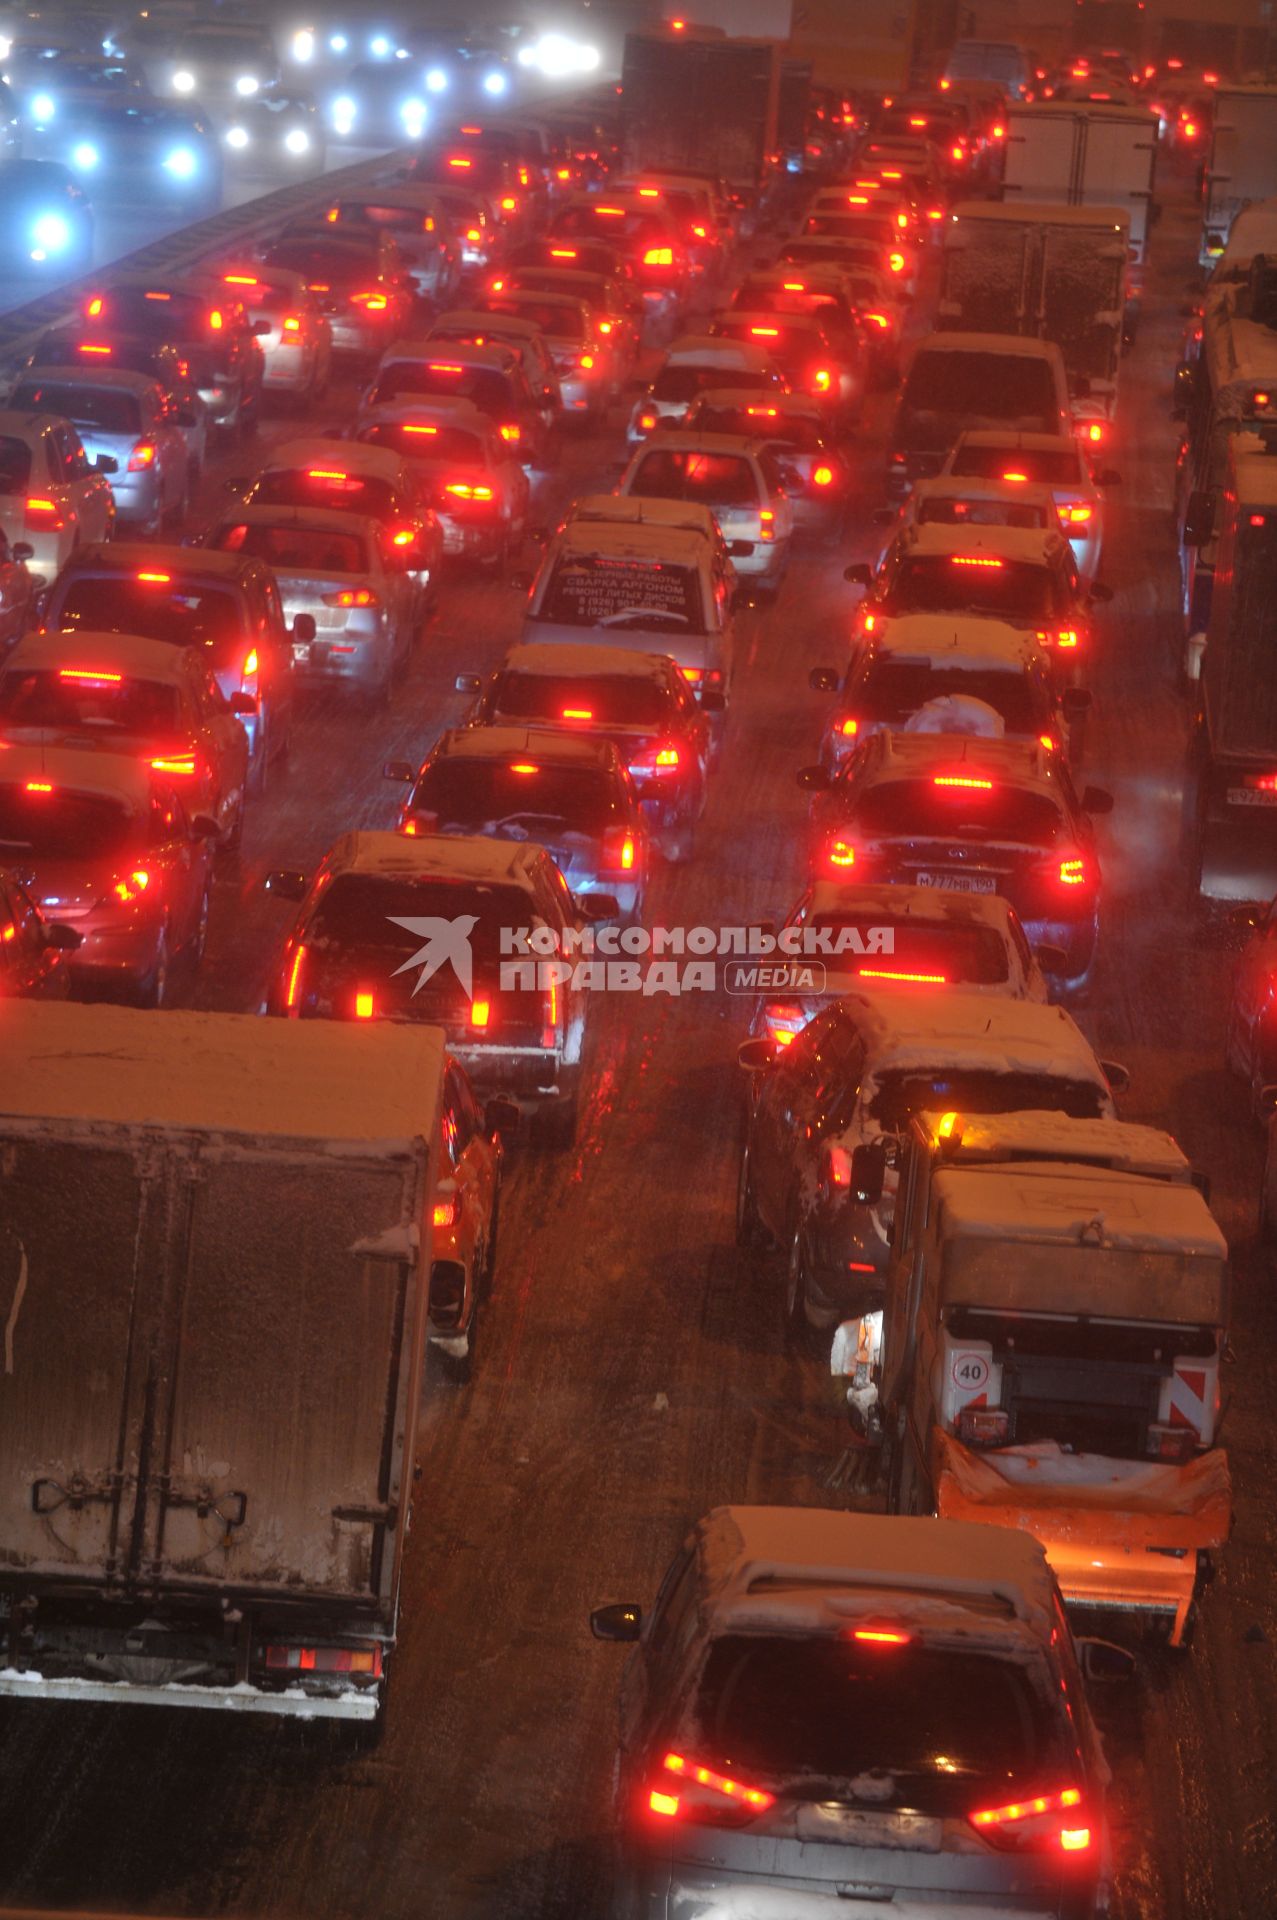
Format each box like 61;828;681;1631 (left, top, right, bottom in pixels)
837;716;858;738
444;482;495;502
888;251;906;272
1059;502;1093;526
24;496;63;529
433;1194;457;1228
828;837;855;869
1075;420;1105;444
758;509;775;542
541;970;557;1050
112;868;151;903
127;441;158;471
598;319;613;334
354;990;375;1019
323;588;379;606
764;1002;806;1048
630;742;681;776
812;464;834;488
242;648;259;685
150;754;197;775
285;942;307;1011
812;367;833;393
643;247;674;266
605;829;637;872
1058;855;1089;887
470;999;491;1029
648;1753;775;1826
264;1643;382;1676
579;352;596;370
638;410;658;430
1146;1422;1196;1463
282;314;301;334
499;423;521;444
969;1785;1089;1855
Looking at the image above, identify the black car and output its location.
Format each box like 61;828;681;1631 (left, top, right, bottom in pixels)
76;271;264;433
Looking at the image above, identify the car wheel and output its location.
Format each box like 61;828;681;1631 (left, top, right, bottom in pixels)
139;927;170;1009
784;1223;820;1353
735;1141;769;1250
248;721;269;796
222;785;246;855
186;885;210;967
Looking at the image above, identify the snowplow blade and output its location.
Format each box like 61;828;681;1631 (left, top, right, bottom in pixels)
933;1432;1232;1646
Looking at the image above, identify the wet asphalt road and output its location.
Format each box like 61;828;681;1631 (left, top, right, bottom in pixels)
1;147;1275;1920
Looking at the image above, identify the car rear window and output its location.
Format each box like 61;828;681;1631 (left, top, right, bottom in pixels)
858;661;1038;733
486;297;583;339
552;206;671;245
360;421;488;466
903;352;1058;431
917;495;1052;531
951;446;1084;485
493;671;670;727
411;760;617;835
808;914;1012;985
689;1635;1060;1816
342;203;425;233
695;407;826;451
892;555;1061;620
370;362;515;416
0;669;180;734
212;523;370;572
89;290;210;338
630;449;759;507
853;775;1065;844
0;437;32;494
803;214;899;245
249;469;398;520
308;875;526;968
12;382;141;436
53;578;245;656
868;1067;1106;1126
263;244;367;291
652;365;768;402
538;555;704;630
0;785;136;860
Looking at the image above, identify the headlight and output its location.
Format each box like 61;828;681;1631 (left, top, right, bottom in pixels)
0;36;11;60
284;126;310;154
483;70;507;96
235;74;260;96
399;97;426;137
172;68;195;93
331;94;356;132
291;29;314;63
329;33;348;54
30;92;56;122
225;125;250;149
425;66;448;92
30;212;71;257
71;141;100;169
163;145;198;178
370;34;392;58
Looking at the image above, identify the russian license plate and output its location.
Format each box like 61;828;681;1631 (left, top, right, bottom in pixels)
914;870;997;893
1228;788;1277;807
795;1805;942;1851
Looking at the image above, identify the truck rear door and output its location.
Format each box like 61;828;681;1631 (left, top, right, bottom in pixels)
1077;114;1155;258
940;221;1032;335
0;1133;155;1584
137;1149;423;1605
1039;225;1125;387
1003;109;1082;201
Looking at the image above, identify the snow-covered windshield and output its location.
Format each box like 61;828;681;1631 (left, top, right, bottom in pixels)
867;1068;1105;1128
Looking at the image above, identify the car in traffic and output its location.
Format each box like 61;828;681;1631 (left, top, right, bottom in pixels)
737;986;1119;1329
202;506;418;704
0;740;216;1004
361;337;551;469
258;229;414;360
626;334;782;449
426;308;562;440
153;20;281;113
591;1506;1115;1920
0;864;79;995
711;308;866;425
212;265;333;405
618;434;795;596
0;627;252;845
264;831;596;1143
456;641;711;862
683;389;850;535
481;289;617;419
42;543;300;793
889;334;1072;493
384;725;649;923
8;367;185;535
354;397;530;567
74;271;266;435
322;186;461;304
24;328;208;481
889;473;1062;543
0;407;115;577
492;262;641;371
799;731;1112;993
548;191;689;314
941;428;1118;585
222;88;324;176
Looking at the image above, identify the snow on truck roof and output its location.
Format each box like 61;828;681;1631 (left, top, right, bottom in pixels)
947;200;1130;235
869;613;1045;671
924;1110;1192;1177
501;641;673;682
1211;197;1277;277
843;986;1109;1084
1234;447;1277;509
0;999;446;1147
326;828;547;888
692;1506;1056;1638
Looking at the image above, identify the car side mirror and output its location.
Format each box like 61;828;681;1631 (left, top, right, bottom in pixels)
849;1139;886;1205
700;685;725;712
292;612;317;642
1087;582;1114;604
737;1036;775;1072
44;921;82;951
797;763;830;790
455;672;482;694
1100;1057;1131;1094
1098;468;1122;486
230;690;257;715
844;561;873;586
809;665;839;692
94;453;119;474
1062;687;1092;717
1081;784;1113;814
265;868;308;900
1183;489;1213;547
191;813;221;840
484;1094;521;1135
1075;1637;1137;1682
11;541;32;562
582;893;620;922
590;1603;642;1642
509;570;533;590
384;758;415;782
1034;941;1067;974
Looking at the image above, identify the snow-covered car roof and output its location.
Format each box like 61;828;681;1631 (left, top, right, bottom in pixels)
374;338;519;374
662;335;777;373
842;986;1109;1084
355;394;495;431
3;628;201;683
434;724;617;768
949;428;1088;457
922;1109;1191;1176
803;879;1023;932
324;828;548;889
851;727;1059;792
911;476;1060;526
0;409;76;445
689;389;827;425
690;1505;1057;1640
431;309;546;343
265;437;409;482
15;365;163;401
500;641;675;682
866;613;1047;671
909;328;1067;363
568;495;720;541
1235;441;1277;509
207;504;388;542
0;999;446;1148
0;739;169;808
902;520;1073;567
551;519;707;567
624;431;773;463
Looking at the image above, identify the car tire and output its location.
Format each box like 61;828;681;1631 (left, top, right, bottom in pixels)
139;927;170;1009
188;887;210;969
784;1223;820;1353
735;1141;769;1250
248;722;269;796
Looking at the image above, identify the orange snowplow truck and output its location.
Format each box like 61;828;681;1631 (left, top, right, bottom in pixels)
839;1110;1231;1648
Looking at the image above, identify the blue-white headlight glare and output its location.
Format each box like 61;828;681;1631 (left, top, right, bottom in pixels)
71;141;100;170
483;71;507;96
163;145;198;178
31;211;71;252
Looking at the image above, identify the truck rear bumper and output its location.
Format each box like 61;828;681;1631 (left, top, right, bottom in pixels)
0;1670;379;1718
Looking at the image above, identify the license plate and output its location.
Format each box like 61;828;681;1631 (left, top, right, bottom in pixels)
1228;788;1277;807
292;643;311;664
795;1805;942;1851
914;870;997;893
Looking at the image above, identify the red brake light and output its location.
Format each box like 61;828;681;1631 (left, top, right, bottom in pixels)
863;310;890;329
750;324;779;337
448;155;472;169
829;838;855;868
643;247;674;266
77;342;112;355
223;273;259;287
639;411;657;430
444;482;495;502
561;707;593;720
112;868;151;903
1002;469;1029;483
25;497;63;528
433;1195;457;1227
59;667;122;683
765;1002;806;1047
307;467;347;480
470;998;491;1028
1076;421;1105;444
282;315;301;334
354;991;375;1019
499;423;521;443
888;252;906;272
652;1753;775;1822
150;755;197;775
285;942;307;1011
242;648;259;680
813;464;835;487
1058;856;1087;886
209;309;224;331
970;1785;1086;1851
852;1626;911;1645
136;570;170;583
127;442;157;472
934;773;993;789
24;780;53;793
951;554;1003;569
322;588;378;607
86;295;103;316
857;967;945;985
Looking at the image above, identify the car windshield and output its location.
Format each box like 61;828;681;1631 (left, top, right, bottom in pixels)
538;555;703;630
803;214;899;245
0;669;180;733
892;556;1060;619
249;469;397;519
696;407;826;450
806;914;1012;985
263;245;368;291
918;496;1052;530
486;297;583;339
370;363;515;415
652;366;768;402
11;383;141;436
493;671;670;727
903;352;1057;432
552;206;670;244
867;1066;1105;1126
689;1634;1060;1815
0;785;136;859
858;661;1039;732
411;760;616;834
360;421;488;466
53;578;245;656
177;29;270;62
630;449;759;507
308;875;526;972
852;776;1065;844
343;204;423;233
88;290;210;338
0;438;32;494
951;447;1084;485
212;523;370;572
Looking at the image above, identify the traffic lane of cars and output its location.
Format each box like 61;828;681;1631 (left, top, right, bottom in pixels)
2;191;1275;1920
